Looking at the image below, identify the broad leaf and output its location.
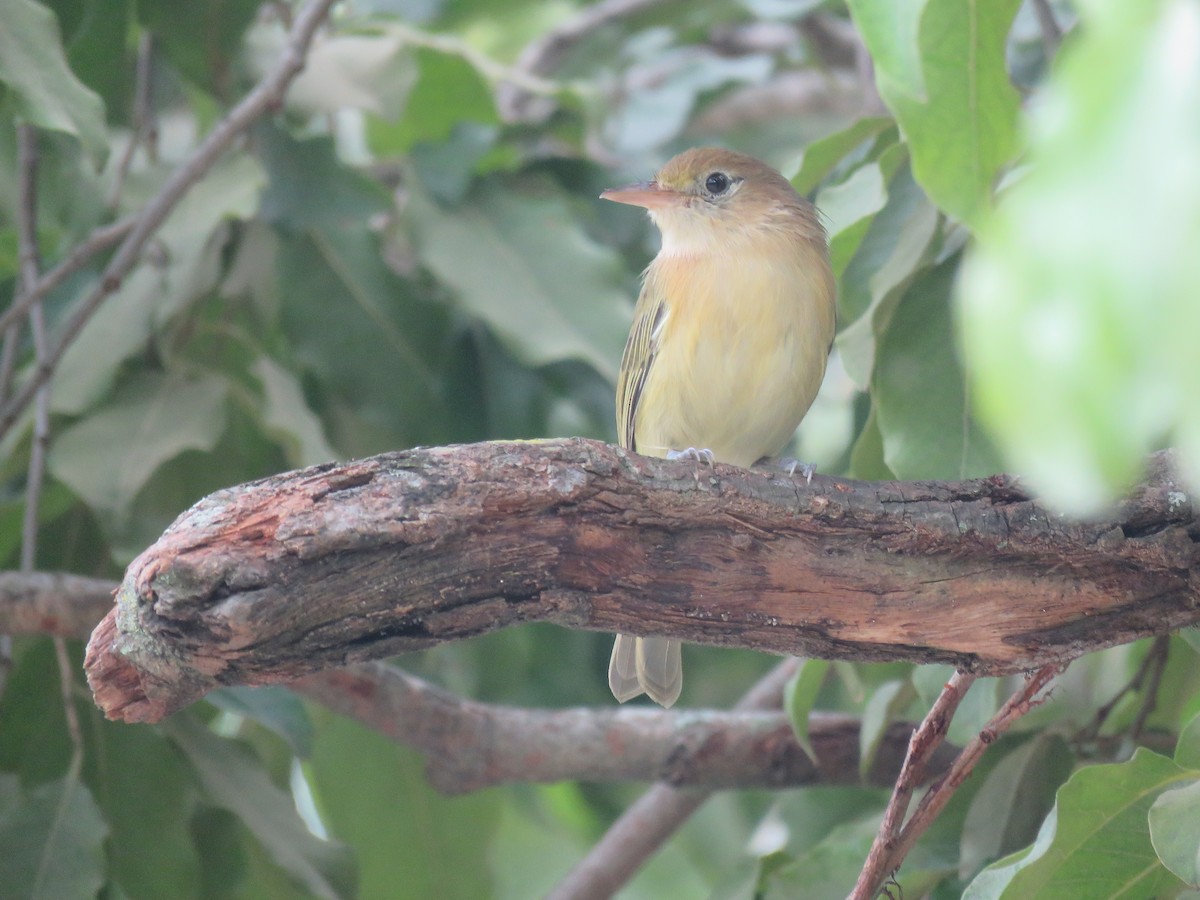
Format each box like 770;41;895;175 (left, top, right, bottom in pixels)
306;708;501;900
1149;778;1200;888
1178;710;1200;771
136;0;260;97
873;261;1003;480
276;225;457;455
365;45;498;154
790;117;894;195
858;679;912;782
164;715;356;900
207;686;316;759
0;774;108;900
89;719;203;900
250;357;338;468
958;0;1200;513
784;659;830;764
959;735;1074;878
963;748;1191;898
408;179;630;382
0;0;107;165
849;0;1022;225
49;371;228;518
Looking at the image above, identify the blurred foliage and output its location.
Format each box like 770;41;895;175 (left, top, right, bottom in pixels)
2;0;1200;897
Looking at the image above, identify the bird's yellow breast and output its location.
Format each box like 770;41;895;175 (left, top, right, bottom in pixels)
631;236;835;466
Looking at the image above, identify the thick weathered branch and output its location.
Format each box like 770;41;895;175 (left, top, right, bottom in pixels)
85;439;1199;723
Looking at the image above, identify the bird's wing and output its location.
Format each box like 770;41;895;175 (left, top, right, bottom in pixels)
615;284;667;452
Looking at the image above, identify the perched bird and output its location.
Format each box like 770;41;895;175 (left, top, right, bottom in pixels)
600;147;836;708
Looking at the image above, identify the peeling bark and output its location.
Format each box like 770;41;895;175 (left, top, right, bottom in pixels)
84;439;1199;723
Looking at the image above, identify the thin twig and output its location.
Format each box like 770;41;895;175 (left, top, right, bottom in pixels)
1129;636;1170;741
1077;636;1169;743
850;671;978;900
15;124;82;768
0;217;135;339
547;658;800;900
107;32;157;209
852;665;1060;900
0;0;339;444
15;126;49;575
0;325;17;402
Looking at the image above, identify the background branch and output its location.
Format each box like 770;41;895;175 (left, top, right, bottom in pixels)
548;659;797;900
296;661;953;793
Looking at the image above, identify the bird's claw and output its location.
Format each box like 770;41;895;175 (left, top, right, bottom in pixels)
777;457;817;485
667;447;715;466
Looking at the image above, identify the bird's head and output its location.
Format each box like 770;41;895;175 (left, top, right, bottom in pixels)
600;147;822;257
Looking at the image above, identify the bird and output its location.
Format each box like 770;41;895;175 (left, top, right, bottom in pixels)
600;147;836;708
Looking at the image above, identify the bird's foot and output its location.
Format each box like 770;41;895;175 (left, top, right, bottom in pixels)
774;456;817;485
667;447;715;466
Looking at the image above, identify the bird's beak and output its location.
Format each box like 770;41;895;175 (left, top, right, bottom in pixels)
600;181;684;210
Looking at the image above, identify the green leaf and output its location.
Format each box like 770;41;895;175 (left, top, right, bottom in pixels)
784;659;830;764
790;117;894;195
963;748;1192;899
603;51;773;155
873;259;1003;480
858;679;912;781
0;774;108;900
848;404;895;481
407;179;630;382
958;1;1200;514
1150;778;1200;888
846;0;927;101
1178;711;1200;770
250;357;338;468
765;811;950;899
89;720;202;900
257;127;390;230
48;372;228;518
959;735;1074;879
51;266;161;415
45;0;135;112
306;708;501;900
207;687;316;759
819;163;888;278
0;0;107;166
164;714;356;900
276;225;456;455
0;639;75;783
284;31;412;120
136;0;260;97
54;154;265;415
365;46;498;155
836;171;939;389
848;0;1022;225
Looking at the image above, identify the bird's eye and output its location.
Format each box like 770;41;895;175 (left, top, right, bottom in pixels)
704;172;731;195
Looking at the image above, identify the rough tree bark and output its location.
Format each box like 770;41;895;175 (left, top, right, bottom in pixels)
84;439;1198;723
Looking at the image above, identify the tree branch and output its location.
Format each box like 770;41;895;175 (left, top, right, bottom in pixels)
83;439;1199;724
295;661;950;793
852;664;1059;899
0;571;118;639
